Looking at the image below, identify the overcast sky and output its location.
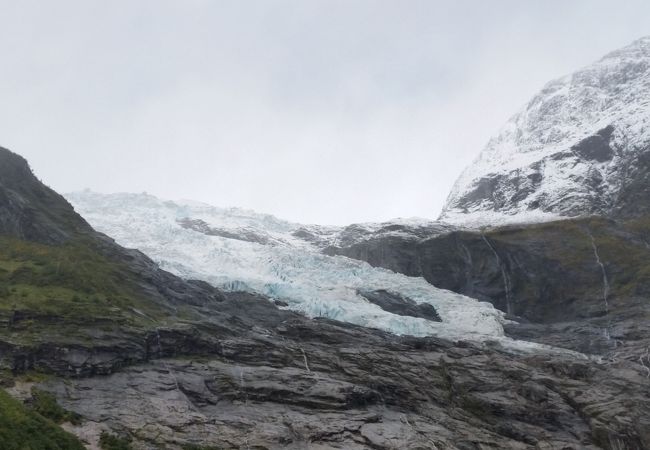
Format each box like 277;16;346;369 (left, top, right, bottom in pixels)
1;1;649;225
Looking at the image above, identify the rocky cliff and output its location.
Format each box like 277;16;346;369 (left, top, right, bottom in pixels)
325;216;650;359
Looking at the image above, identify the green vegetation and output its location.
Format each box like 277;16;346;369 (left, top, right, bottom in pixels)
0;236;171;341
31;388;82;425
486;216;650;299
0;234;174;449
590;219;650;297
99;432;134;450
0;231;190;448
0;369;14;387
487;218;594;267
0;389;85;450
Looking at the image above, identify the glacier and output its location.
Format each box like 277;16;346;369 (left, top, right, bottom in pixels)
67;191;512;343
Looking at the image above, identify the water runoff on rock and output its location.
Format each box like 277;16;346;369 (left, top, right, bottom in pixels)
481;235;514;316
585;228;613;346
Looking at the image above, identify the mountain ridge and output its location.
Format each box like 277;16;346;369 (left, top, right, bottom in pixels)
0;147;92;244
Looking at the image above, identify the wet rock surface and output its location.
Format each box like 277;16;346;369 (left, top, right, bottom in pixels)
34;324;650;450
358;289;441;321
326;217;650;364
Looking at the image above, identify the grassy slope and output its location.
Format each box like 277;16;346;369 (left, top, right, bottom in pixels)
0;236;173;344
0;232;187;447
0;389;85;450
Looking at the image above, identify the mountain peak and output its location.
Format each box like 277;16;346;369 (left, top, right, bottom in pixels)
440;36;650;226
0;146;91;244
0;146;32;183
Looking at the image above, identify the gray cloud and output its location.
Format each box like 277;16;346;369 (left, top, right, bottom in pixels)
1;0;649;224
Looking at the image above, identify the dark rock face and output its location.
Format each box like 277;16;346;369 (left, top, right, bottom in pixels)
178;217;272;245
331;222;456;248
358;289;441;321
450;168;547;215
0;148;91;244
612;147;650;219
326;217;650;360
293;221;456;251
572;126;616;162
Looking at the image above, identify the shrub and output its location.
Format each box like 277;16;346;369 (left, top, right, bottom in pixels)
0;390;85;450
99;432;134;450
31;388;82;425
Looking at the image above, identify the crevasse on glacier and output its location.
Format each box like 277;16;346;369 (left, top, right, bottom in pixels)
67;191;510;343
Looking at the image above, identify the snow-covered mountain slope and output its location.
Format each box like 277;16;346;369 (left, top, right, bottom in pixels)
67;191;510;342
441;36;650;226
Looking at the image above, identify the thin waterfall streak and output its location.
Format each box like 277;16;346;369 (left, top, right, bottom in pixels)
239;368;249;407
481;235;513;315
585;229;612;346
640;347;650;378
300;348;311;373
588;231;610;313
